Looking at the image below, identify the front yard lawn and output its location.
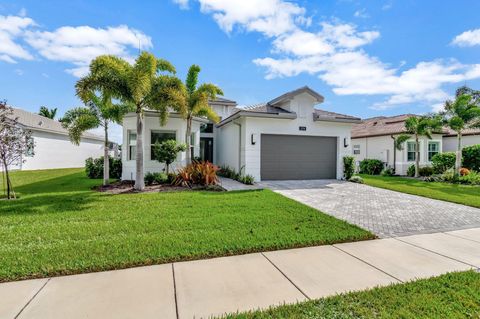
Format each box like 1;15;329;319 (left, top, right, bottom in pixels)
361;174;480;208
225;270;480;318
0;168;373;282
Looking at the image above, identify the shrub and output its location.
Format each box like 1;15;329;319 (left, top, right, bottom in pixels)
218;165;255;185
422;175;441;183
431;152;456;174
462;144;480;172
174;161;219;187
152;140;187;174
359;159;384;175
85;156;122;179
440;168;458;183
241;175;255;185
458;170;480;185
343;156;355;180
144;172;169;186
418;166;434;177
144;172;156;186
407;164;416;177
349;176;364;184
460;167;470;176
380;167;394;176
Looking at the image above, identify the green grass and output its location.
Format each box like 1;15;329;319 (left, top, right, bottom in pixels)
224;271;480;319
0;168;373;282
360;174;480;208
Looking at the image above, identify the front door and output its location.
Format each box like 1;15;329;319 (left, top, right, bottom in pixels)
200;137;214;163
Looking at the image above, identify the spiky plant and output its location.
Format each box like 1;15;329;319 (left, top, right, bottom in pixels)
38;106;57;119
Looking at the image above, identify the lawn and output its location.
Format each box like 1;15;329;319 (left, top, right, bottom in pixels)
0;168;373;282
361;174;480;208
224;271;480;319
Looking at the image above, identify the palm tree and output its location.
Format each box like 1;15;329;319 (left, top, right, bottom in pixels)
61;92;129;186
442;86;480;174
75;52;185;190
39;106;57;119
182;65;223;164
390;134;411;174
403;115;442;177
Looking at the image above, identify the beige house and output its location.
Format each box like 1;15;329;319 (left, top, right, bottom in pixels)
442;128;480;152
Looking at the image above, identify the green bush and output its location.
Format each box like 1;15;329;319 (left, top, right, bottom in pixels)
218;165;254;185
349;176;364;184
144;172;169;186
431;152;456;174
381;167;394;176
343;156;355;180
419;166;434;177
440;168;458;183
85;156;122;179
241;175;255;185
407;164;415;177
458;170;480;185
462;144;480;172
359;159;384;175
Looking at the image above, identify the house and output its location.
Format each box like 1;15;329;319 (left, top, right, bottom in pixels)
122;86;361;181
442;127;480;152
4;108;105;170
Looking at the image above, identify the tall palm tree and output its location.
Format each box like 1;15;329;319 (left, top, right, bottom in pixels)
403;115;442;177
182;64;223;164
61;92;129;186
76;52;185;190
39;106;57;119
442;86;480;174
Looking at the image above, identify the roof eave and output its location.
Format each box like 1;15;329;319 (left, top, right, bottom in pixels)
216;111;297;128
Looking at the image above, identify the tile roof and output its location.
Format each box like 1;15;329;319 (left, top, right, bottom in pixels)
443;127;480;137
243;103;293;114
314;109;361;122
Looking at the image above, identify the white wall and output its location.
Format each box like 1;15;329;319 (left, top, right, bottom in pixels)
443;135;480;152
17;130;104;170
122;114;201;180
216;118;242;171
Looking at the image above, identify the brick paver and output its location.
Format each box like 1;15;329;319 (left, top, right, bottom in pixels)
260;180;480;237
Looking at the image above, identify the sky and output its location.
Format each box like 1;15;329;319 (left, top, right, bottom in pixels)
1;0;480;143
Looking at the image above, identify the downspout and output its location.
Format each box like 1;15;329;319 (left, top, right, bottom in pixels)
233;122;242;172
391;135;396;174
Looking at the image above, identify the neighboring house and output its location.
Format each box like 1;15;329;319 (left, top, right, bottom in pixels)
351;115;446;175
3;108;105;170
122;86;361;181
442;128;480;152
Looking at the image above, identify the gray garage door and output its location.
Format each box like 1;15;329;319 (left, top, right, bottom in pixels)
261;134;337;180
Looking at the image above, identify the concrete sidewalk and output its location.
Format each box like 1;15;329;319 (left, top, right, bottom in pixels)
3;228;480;319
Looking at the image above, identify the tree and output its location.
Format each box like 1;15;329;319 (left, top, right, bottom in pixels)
403;115;442;177
38;106;57;119
442;86;480;175
75;52;186;190
0;101;35;199
390;134;411;174
181;65;223;164
153;139;187;174
61;92;129;186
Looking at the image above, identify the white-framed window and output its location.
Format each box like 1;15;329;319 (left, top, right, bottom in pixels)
428;141;440;161
190;132;195;159
127;130;136;161
353;145;360;155
407;141;417;161
25;136;34;157
151;130;176;160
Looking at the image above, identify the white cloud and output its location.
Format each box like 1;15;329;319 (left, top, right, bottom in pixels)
354;9;369;19
0;15;35;63
452;28;480;47
173;0;189;10
25;25;152;77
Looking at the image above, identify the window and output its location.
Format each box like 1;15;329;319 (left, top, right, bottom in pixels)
25;136;34;157
128;131;136;161
200;123;213;133
151;131;176;160
190;132;195;160
428;141;440;161
407;142;417;161
353;145;360;155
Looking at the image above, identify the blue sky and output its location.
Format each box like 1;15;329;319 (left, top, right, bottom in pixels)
1;0;480;142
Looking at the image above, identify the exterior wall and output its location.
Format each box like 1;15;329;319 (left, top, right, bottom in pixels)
121;114;201;180
216;117;244;171
352;134;443;175
17;130;104;170
443;135;480;152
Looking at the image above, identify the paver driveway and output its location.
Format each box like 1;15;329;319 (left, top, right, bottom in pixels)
260;180;480;237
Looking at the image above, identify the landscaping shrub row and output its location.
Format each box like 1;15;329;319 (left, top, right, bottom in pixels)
85;156;122;179
218;165;255;185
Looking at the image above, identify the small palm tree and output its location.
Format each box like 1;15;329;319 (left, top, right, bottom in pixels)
39;106;57;119
442;86;480;174
76;52;186;190
182;65;223;164
402;115;442;177
391;134;411;174
61;92;129;186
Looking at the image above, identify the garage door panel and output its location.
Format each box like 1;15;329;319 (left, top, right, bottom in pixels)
261;134;337;180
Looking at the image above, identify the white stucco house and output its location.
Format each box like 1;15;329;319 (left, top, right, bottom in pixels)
351;114;480;175
4;108;105;171
121;86;361;181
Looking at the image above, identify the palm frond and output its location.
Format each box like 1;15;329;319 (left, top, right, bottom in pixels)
186;65;201;95
60;107;100;145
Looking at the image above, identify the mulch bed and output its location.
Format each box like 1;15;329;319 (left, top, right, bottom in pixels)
94;180;224;194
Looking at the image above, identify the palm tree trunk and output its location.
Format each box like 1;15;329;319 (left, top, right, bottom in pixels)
2;158;12;199
103;123;109;186
415;135;420;178
134;109;145;191
456;132;462;175
185;115;192;165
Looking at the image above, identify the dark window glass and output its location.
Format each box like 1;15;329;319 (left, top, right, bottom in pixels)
200;123;214;133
